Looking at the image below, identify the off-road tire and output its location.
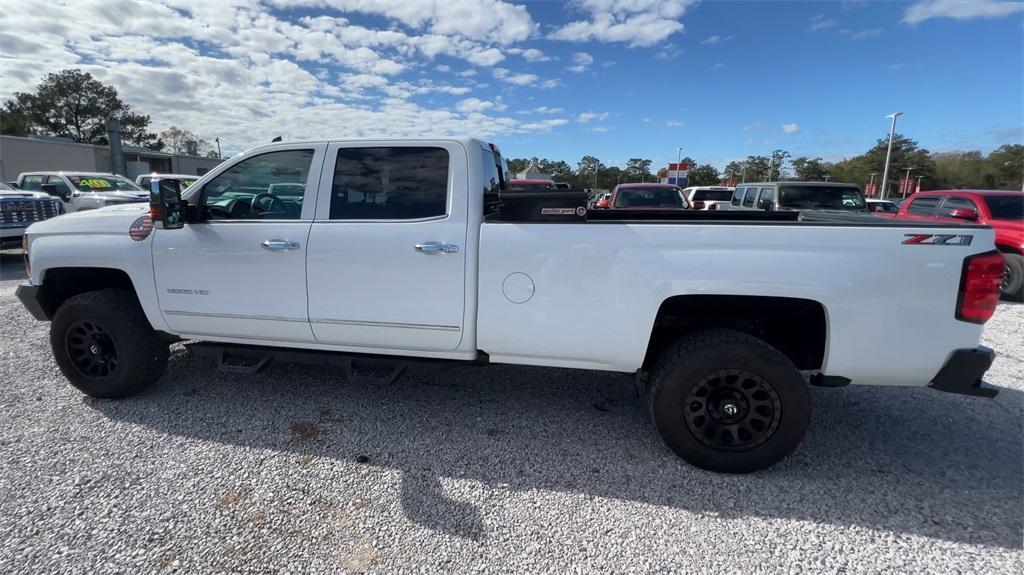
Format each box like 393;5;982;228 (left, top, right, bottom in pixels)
50;289;169;398
649;329;810;473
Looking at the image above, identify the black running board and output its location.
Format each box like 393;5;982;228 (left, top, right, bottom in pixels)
187;342;479;383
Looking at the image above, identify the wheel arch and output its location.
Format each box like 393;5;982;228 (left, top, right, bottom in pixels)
643;294;829;372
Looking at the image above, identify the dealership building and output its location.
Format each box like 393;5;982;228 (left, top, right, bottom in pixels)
0;135;222;182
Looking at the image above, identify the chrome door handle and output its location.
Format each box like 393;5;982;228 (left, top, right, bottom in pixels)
261;239;300;250
414;241;459;254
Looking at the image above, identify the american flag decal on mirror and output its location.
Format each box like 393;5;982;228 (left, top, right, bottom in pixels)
129;215;153;241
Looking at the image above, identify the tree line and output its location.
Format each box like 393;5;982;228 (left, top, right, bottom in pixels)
1;69;220;157
514;136;1021;193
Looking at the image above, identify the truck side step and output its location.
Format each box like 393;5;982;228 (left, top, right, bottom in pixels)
348;358;406;385
216;348;272;374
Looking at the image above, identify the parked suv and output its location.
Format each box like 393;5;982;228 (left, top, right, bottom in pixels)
608;183;690;210
17;172;148;213
682;186;735;211
730;182;867;212
895;189;1023;300
0;180;63;249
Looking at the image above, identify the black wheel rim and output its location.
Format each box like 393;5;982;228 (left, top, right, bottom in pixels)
1002;263;1012;291
683;369;782;452
65;319;119;379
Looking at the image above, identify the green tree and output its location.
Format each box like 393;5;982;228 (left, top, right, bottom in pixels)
0;100;31;136
723;161;746;182
829;134;935;195
790;156;829;181
743;155;771;182
625;158;653;182
577;155;604;188
687;164;721;186
507;158;529;176
2;69;158;147
985;144;1023;190
768;149;791;181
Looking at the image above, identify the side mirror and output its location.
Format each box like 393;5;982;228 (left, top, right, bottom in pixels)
7;181;19;189
150;179;184;229
949;208;979;221
41;183;71;202
757;198;773;210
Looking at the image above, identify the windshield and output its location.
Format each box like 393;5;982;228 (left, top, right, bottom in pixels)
614;187;688;208
983;195;1023;220
778;185;865;210
68;175;144;193
692;189;734;201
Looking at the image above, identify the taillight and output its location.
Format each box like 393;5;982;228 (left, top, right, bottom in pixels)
956;251;1004;324
692;200;705;210
22;235;30;276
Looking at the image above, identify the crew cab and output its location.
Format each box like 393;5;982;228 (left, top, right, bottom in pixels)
731;182;867;213
17;171;148;213
15;138;1004;473
895;189;1023;300
682;186;734;211
0;180;63;249
607;183;690;210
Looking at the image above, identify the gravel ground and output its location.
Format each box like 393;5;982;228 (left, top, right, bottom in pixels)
0;251;1021;574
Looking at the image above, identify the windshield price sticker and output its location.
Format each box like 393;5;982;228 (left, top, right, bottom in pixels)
77;178;113;189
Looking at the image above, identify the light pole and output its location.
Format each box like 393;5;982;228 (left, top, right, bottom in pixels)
676;146;683;186
880;111;903;200
915;175;924;194
215;137;222;158
741;163;747;183
768;156;775;182
902;166;915;198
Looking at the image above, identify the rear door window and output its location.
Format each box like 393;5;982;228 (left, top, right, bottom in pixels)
731;187;745;206
329;147;449;220
906;196;941;216
742;187;756;207
757;187;774;208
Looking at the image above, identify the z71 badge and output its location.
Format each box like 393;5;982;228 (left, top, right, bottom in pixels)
902;233;973;246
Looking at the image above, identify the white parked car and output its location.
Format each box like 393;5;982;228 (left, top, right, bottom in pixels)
0;180;63;249
136;173;199;196
16;138;1004;473
17;172;148;213
682;186;735;210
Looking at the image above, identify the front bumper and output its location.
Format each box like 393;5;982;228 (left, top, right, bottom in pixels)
16;284;52;321
929;346;997;398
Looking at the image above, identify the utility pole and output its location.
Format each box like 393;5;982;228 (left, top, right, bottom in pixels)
215;137;222;158
741;163;747;183
880;112;903;200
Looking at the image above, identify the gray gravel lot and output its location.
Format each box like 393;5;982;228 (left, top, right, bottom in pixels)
0;251;1021;574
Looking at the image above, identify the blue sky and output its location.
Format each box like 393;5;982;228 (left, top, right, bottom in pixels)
1;0;1021;170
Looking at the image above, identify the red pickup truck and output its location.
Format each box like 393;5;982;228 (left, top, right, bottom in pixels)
895;189;1023;300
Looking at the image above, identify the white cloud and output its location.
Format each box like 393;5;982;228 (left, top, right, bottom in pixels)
782;123;800;134
566;52;594;73
549;0;693;47
840;27;882;40
709;62;725;70
577;111;609;123
700;34;734;45
508;47;551;61
539;78;563;89
0;0;576;151
743;122;765;132
517;106;565;115
493;67;539;86
807;14;838;32
665;120;683;127
588;126;612;132
903;0;1024;24
456;97;494;113
655;43;683;60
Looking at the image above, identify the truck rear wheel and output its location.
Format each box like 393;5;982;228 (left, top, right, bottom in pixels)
649;329;810;473
50;289;169;399
1001;252;1023;302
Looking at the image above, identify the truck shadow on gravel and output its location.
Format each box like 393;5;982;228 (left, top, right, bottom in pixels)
91;350;1022;548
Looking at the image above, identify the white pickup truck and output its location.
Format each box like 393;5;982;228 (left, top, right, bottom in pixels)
16;138;1004;473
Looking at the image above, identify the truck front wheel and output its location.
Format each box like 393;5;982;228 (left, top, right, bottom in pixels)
649;329;810;473
50;289;169;398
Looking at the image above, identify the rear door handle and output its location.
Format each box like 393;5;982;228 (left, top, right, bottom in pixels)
415;241;459;254
261;239;300;250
